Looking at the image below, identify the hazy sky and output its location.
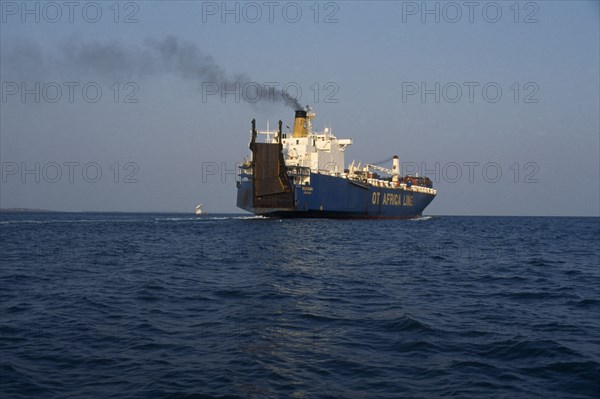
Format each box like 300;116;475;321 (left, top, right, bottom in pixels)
1;1;598;215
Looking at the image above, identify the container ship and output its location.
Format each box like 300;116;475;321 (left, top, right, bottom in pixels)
236;108;436;218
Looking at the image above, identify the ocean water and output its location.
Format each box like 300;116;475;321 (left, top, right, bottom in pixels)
0;212;598;398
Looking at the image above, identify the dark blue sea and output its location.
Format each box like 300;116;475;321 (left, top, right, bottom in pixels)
1;213;599;398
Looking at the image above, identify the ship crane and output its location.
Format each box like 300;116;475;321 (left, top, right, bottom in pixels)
366;164;397;176
364;156;401;182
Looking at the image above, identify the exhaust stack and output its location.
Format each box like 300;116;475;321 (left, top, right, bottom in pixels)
292;109;308;138
392;155;400;182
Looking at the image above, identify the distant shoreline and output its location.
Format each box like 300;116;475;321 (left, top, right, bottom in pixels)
0;208;56;213
0;209;241;215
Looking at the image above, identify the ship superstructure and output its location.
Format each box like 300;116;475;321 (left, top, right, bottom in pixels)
281;109;352;178
236;108;436;218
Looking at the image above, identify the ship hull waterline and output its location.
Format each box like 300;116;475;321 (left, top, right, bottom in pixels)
237;173;435;219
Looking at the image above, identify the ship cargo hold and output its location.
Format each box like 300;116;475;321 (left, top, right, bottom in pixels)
236;108;436;219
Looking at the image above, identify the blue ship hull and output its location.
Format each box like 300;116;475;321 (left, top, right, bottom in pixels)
237;173;435;219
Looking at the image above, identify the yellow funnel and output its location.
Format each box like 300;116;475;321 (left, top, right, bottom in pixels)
292;110;308;138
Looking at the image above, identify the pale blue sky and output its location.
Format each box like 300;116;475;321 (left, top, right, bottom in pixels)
1;1;599;215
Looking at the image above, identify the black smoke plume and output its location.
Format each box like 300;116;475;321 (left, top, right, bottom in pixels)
6;36;303;110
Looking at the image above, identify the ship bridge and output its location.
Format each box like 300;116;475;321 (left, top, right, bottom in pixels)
258;108;352;177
